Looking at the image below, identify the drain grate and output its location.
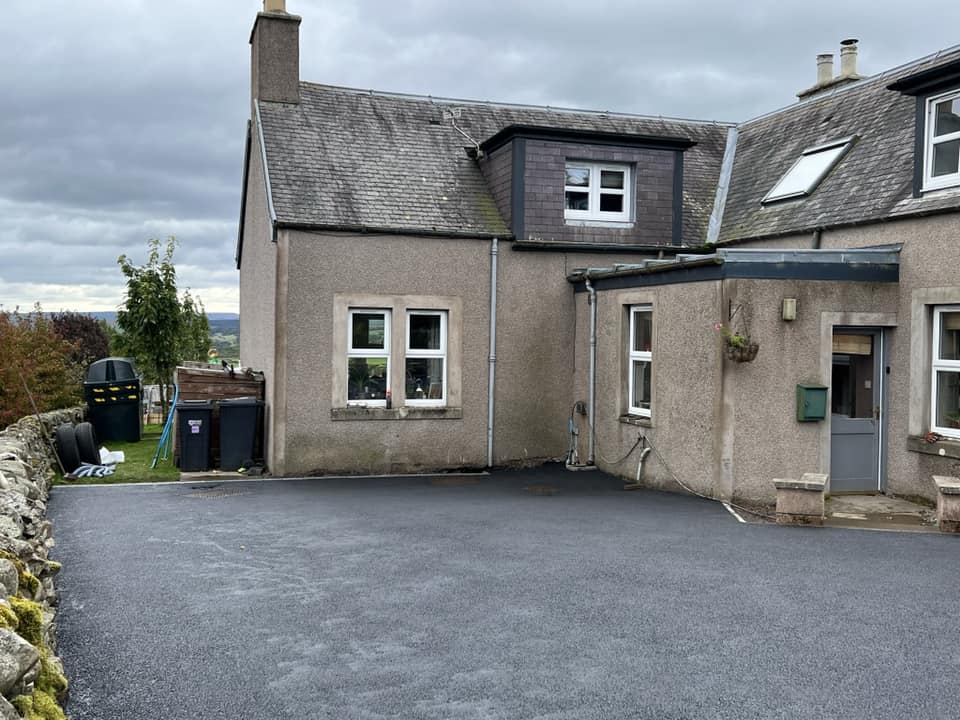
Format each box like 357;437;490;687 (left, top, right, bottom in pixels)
185;485;251;499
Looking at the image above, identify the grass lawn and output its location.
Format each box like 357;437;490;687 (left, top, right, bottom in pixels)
56;423;180;485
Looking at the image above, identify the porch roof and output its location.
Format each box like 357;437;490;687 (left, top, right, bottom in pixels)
568;244;901;292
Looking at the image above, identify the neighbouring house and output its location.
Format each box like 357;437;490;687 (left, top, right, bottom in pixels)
237;1;960;507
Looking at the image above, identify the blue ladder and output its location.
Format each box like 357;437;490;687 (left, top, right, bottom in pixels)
150;384;179;469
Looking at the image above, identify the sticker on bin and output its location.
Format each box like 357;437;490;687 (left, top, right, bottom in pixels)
188;419;203;434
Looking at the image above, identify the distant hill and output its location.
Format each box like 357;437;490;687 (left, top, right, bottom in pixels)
53;311;241;362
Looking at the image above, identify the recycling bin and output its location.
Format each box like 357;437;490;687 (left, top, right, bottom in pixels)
84;357;142;443
176;400;214;472
218;397;264;471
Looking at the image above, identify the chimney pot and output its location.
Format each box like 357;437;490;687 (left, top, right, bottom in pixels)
839;38;859;77
816;53;834;85
264;0;286;13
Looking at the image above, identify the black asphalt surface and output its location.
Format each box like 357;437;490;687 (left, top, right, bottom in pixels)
49;468;960;719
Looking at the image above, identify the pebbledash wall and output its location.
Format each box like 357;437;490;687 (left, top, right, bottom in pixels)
0;408;78;719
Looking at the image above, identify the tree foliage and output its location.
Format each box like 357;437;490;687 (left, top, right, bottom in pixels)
0;306;82;428
115;237;211;418
51;312;111;383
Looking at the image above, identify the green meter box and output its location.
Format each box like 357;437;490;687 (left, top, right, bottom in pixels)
796;384;828;422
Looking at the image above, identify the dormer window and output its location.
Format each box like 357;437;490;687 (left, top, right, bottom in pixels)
762;137;855;203
564;162;631;222
924;90;960;191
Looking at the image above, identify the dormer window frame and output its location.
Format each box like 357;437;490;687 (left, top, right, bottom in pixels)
564;161;633;224
922;88;960;192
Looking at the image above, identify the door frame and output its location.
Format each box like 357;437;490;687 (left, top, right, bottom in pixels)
818;313;896;495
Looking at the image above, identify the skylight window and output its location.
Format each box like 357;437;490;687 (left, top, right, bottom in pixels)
762;137;856;203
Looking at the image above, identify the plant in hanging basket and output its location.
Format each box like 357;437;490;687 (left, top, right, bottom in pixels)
713;322;759;363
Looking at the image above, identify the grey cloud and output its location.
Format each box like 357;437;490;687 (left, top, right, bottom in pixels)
1;0;958;312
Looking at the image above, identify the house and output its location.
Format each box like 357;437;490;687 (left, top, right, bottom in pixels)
237;1;960;507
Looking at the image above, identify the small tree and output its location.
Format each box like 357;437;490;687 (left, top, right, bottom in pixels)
0;306;82;428
115;237;211;419
180;290;211;363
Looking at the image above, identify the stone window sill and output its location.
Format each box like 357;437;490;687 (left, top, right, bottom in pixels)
331;406;463;422
619;414;652;428
907;434;960;460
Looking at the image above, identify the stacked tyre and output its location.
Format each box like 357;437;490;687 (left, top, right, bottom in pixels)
55;422;100;475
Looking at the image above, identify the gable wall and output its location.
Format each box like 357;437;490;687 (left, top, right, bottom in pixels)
239;128;279;470
478;142;513;231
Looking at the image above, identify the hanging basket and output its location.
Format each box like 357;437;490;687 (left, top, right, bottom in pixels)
724;341;759;363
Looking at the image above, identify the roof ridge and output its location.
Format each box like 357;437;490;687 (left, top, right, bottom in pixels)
740;42;960;127
297;80;737;128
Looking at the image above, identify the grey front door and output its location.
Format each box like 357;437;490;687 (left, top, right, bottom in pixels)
830;330;883;493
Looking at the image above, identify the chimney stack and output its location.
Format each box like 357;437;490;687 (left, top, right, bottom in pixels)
797;39;865;100
250;1;301;111
839;38;859;77
816;53;834;85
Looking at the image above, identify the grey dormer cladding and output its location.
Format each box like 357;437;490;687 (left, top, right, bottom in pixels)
255;83;731;243
720;47;960;244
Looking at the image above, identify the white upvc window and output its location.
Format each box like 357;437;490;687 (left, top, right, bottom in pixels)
932;306;960;438
347;309;391;406
924;89;960;191
405;310;447;406
564;162;631;222
628;306;652;417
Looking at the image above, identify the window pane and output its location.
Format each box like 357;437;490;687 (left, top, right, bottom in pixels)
934;98;960;137
766;144;847;200
352;313;385;349
406;358;444;400
565;166;590;187
940;312;960;360
935;370;960;429
932;139;960;177
632;312;652;352
600;193;624;213
348;358;388;400
409;314;441;350
600;170;625;189
565;191;589;210
632;360;651;410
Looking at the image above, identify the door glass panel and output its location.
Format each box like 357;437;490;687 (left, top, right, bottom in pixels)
832;349;874;418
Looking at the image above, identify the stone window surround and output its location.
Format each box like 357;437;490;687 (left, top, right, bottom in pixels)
332;293;462;417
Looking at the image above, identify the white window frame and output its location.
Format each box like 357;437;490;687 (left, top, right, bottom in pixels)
923;89;960;192
347;308;391;407
564;162;632;223
405;310;447;407
931;305;960;438
628;305;652;417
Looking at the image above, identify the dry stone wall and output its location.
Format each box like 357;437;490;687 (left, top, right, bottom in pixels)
0;408;83;720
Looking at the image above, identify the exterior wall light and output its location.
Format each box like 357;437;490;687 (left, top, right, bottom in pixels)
782;298;798;321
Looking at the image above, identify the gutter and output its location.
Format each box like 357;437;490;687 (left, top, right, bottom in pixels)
276;221;508;241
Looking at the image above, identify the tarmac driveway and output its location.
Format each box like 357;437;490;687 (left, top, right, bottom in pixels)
49;468;960;720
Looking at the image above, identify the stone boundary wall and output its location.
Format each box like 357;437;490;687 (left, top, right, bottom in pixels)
0;407;84;719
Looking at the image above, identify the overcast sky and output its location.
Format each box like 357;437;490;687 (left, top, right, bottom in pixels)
1;1;958;313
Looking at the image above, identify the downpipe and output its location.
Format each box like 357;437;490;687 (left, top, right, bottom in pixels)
585;277;597;465
486;238;498;468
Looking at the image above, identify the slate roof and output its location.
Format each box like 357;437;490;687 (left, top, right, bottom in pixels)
720;46;960;244
256;83;731;242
